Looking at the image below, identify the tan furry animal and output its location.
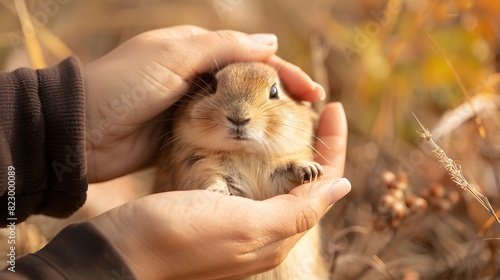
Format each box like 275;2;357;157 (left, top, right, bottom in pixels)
154;62;329;279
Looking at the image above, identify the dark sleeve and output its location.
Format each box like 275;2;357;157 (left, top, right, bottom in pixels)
0;57;88;226
0;222;136;280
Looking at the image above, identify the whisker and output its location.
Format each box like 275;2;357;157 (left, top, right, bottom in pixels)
191;79;213;96
213;56;221;72
264;115;329;164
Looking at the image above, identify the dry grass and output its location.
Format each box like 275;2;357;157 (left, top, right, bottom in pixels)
414;113;500;226
1;0;500;278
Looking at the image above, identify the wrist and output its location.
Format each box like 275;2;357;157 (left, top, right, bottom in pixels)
83;62;99;183
91;203;164;280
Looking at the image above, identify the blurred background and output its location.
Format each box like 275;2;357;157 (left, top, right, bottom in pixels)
1;0;500;279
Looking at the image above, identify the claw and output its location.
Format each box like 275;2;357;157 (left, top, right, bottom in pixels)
292;161;324;184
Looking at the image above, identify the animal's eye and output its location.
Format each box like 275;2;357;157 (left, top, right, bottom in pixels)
269;84;279;99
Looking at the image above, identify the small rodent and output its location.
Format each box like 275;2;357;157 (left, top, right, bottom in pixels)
154;62;329;279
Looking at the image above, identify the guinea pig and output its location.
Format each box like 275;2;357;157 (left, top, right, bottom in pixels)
154;62;329;279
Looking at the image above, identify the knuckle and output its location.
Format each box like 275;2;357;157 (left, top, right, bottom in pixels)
213;29;245;46
296;204;319;233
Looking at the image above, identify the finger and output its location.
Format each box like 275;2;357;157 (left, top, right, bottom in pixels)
144;25;210;39
256;178;351;240
182;30;278;76
266;55;325;102
120;30;278;116
315;102;348;178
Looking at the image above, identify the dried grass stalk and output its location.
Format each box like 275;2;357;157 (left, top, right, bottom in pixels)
413;113;500;226
14;0;46;68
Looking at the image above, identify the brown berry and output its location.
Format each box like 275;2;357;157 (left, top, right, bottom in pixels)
390;217;401;228
391;202;407;220
409;197;428;212
429;183;445;198
389;189;405;201
446;190;460;205
437;200;452;212
378;194;396;214
380;171;396;187
406;196;417;207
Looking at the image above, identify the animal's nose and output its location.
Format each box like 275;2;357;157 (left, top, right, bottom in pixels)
227;116;251;126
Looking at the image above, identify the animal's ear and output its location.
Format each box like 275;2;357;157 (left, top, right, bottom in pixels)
209;79;218;94
188;72;216;96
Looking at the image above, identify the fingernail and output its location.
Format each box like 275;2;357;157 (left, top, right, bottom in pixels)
313;81;326;101
328;178;351;205
250;33;278;46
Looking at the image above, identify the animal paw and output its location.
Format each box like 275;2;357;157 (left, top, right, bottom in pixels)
206;179;230;195
291;161;324;184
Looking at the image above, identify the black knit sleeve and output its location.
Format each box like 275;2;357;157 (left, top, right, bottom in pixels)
0;57;88;226
0;222;136;280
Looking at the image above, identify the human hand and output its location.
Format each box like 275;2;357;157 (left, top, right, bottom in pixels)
84;25;325;183
91;103;349;280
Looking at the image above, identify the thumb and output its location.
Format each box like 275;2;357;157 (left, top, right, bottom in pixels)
259;178;351;239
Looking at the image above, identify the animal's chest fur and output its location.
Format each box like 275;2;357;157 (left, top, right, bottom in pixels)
165;149;299;200
212;153;296;200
